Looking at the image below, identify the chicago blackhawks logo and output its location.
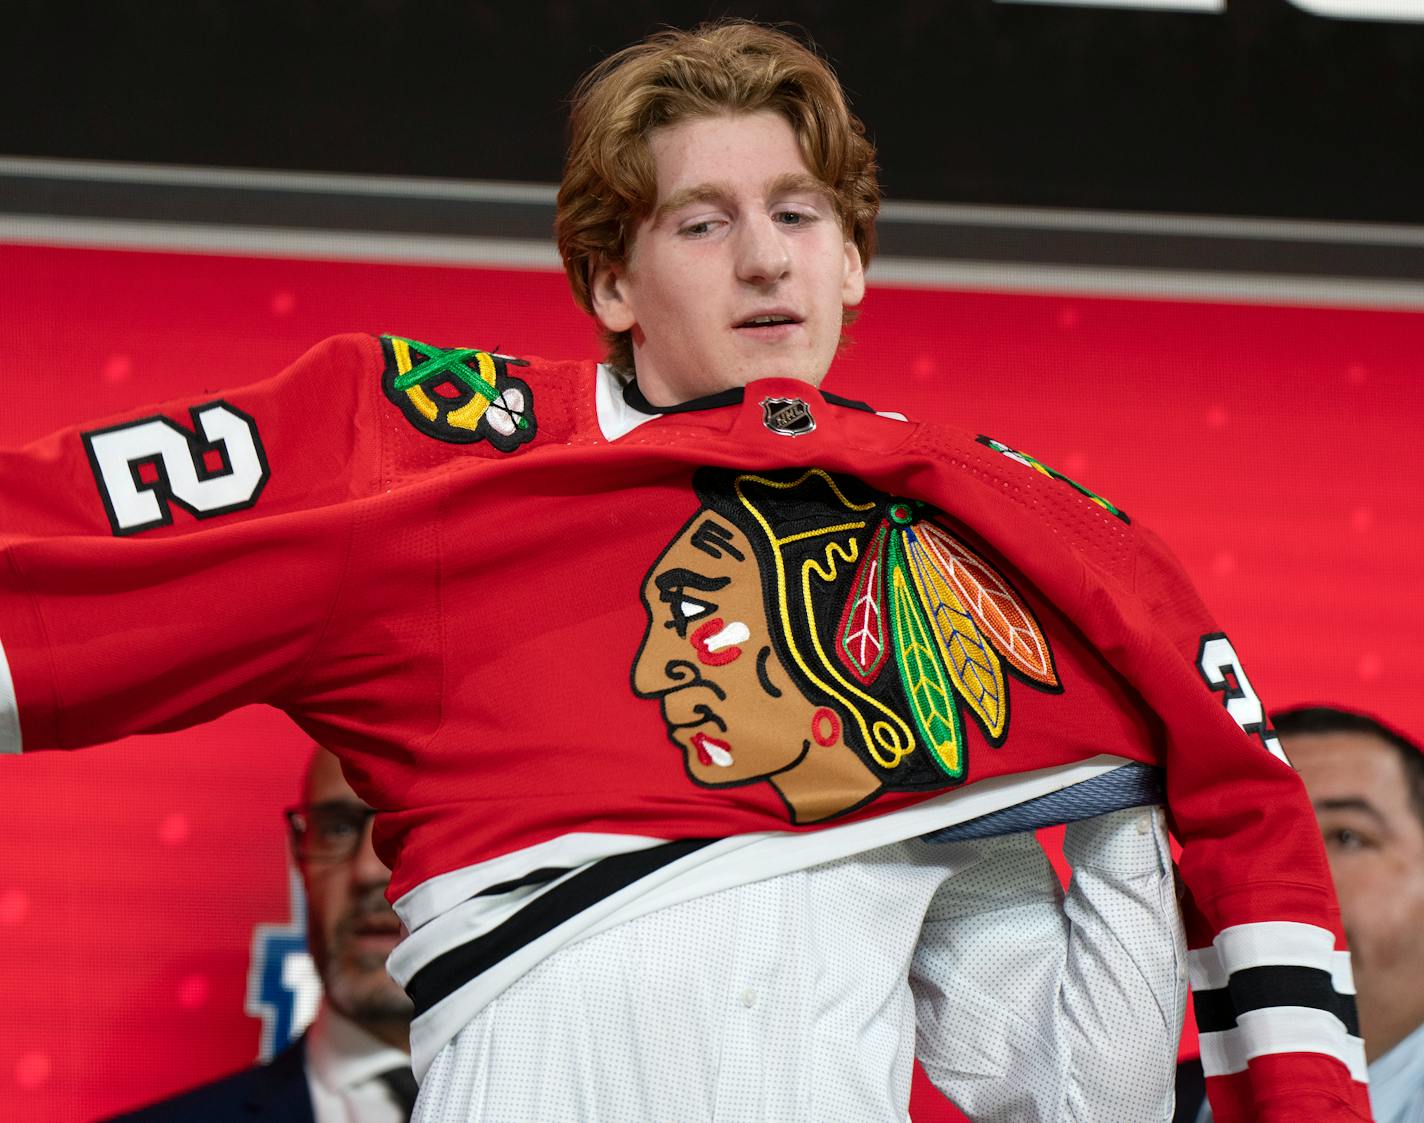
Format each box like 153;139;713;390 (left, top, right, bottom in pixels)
632;468;1060;824
381;335;536;451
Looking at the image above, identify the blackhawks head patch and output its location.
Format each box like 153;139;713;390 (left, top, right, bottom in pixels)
381;335;537;452
631;467;1061;825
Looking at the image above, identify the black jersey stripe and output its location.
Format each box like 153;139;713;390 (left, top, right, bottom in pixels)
1192;964;1360;1037
407;837;717;1017
621;379;878;418
475;866;576;898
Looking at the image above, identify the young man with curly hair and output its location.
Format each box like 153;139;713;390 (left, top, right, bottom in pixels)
0;21;1368;1121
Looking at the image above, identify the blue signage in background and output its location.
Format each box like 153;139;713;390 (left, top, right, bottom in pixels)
245;868;320;1061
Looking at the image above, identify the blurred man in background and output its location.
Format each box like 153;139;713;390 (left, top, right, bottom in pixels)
1179;706;1424;1123
113;745;416;1122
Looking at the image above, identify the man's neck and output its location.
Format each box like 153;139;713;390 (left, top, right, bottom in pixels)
630;367;822;410
358;1015;410;1054
319;1000;411;1055
1363;1005;1424;1064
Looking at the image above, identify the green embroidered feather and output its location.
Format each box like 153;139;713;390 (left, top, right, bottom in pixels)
886;532;965;779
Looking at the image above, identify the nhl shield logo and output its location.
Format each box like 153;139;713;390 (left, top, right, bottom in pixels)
761;397;816;437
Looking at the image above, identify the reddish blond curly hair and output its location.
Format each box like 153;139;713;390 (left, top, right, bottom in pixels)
556;21;880;371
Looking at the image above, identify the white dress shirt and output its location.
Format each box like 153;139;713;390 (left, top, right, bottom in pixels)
412;807;1183;1122
305;1002;414;1123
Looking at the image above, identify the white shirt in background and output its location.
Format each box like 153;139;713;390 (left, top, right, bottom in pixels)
305;1001;413;1123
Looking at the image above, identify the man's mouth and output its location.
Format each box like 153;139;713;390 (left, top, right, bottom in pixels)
346;910;402;946
690;730;734;768
734;311;802;337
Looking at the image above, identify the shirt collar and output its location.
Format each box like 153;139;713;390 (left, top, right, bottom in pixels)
594;363;878;443
621;375;745;416
1367;1017;1424;1121
305;1000;412;1095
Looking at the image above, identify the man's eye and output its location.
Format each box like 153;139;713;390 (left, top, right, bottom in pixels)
664;592;716;636
680;220;717;237
1325;827;1368;850
774;209;815;226
314;817;361;840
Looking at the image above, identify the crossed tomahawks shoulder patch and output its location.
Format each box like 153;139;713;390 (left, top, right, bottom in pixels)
380;335;537;452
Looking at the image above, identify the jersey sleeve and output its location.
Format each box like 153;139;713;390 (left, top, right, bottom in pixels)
1126;526;1372;1121
0;333;385;753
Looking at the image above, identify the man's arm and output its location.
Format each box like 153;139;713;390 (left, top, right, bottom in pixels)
1128;526;1371;1122
0;334;381;753
911;807;1185;1121
896;426;1371;1120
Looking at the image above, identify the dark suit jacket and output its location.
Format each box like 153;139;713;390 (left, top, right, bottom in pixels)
104;1038;314;1123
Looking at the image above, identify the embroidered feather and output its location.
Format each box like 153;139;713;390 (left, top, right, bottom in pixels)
824;495;1056;782
886;533;964;779
836;521;889;684
904;525;1007;740
916;522;1058;687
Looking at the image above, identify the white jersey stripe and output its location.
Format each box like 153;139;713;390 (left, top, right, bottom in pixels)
394;754;1133;1078
399;865;593;954
1187;920;1347;990
1215;920;1337;971
0;628;21;754
395;755;1132;936
1190;945;1356;996
1198;1006;1368;1083
395;830;672;932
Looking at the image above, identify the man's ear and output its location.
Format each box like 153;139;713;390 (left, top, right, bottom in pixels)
590;258;636;334
841;240;866;309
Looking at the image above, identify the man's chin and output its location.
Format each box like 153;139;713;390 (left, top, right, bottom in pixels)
638;353;828;401
326;968;414;1022
732;361;827;388
730;340;833;387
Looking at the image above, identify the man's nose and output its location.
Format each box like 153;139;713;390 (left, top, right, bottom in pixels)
735;214;791;285
633;647;676;697
634;642;709;698
349;816;392;887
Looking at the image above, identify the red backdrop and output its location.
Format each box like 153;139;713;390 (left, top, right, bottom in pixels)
2;242;1420;1121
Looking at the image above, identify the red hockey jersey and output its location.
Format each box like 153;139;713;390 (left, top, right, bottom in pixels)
0;334;1369;1119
